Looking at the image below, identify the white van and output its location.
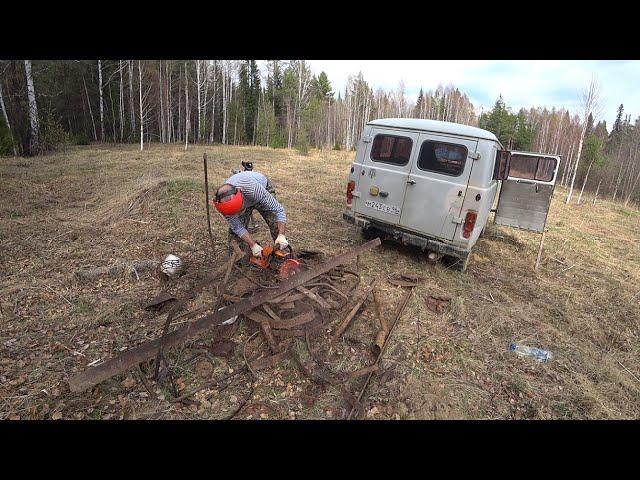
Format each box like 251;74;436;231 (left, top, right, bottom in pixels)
342;118;560;271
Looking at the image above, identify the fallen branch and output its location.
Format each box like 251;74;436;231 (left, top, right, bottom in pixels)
249;349;291;371
169;366;248;404
344;365;379;379
618;361;640;383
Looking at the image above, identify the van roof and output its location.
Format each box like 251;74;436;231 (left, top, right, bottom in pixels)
367;118;500;143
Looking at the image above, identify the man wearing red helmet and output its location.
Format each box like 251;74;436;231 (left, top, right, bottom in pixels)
212;170;288;258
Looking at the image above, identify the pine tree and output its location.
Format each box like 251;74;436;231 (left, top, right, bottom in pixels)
414;87;424;118
611;104;624;138
313;71;332;99
514;109;535;150
479;95;517;148
585;112;594;136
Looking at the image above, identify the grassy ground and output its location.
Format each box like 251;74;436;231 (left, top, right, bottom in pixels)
1;143;638;420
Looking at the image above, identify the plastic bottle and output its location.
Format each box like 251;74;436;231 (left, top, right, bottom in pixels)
508;343;553;362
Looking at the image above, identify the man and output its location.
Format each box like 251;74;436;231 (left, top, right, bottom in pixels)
212;170;289;257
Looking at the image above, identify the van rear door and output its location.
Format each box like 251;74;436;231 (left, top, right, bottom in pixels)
356;128;419;225
495;151;560;233
399;133;478;241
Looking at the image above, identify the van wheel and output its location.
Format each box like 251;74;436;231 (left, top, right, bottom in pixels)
442;253;470;272
361;225;381;240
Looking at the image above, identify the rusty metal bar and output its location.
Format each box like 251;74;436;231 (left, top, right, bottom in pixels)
372;287;389;355
330;278;377;342
68;238;381;393
348;283;415;420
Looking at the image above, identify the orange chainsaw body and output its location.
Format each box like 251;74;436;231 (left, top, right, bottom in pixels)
249;246;301;279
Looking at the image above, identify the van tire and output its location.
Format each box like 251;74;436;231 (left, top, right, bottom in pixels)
360;225;381;241
443;253;470;272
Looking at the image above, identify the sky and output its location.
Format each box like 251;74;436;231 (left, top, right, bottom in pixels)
268;60;640;128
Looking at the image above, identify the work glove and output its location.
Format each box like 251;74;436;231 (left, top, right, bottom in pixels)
275;234;289;250
251;243;264;257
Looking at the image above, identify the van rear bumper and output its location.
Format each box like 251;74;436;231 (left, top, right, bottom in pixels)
343;212;470;259
343;211;370;228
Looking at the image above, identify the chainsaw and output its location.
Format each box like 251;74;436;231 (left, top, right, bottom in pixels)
249;245;301;279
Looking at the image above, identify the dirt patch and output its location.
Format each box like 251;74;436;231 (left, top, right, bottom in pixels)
1;144;639;420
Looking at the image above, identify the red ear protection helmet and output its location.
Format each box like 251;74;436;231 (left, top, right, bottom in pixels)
213;186;243;216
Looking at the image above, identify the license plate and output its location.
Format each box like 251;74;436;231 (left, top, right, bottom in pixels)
365;200;401;215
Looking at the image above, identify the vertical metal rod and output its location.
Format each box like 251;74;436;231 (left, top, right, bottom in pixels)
535;230;546;271
203;152;216;253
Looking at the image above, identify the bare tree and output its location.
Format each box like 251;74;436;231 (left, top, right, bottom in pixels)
24;60;39;155
209;60;217;143
0;79;18;155
195;60;202;142
592;178;603;206
81;76;98;141
221;61;229;145
128;60;136;138
98;60;105;142
184;61;190;151
158;60;165;143
577;156;595;204
566;76;600;204
119;60;124;142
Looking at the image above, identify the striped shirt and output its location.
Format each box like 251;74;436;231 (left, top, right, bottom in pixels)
225;171;286;237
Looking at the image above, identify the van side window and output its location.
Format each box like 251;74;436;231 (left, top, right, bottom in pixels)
493;150;511;180
370;135;413;166
417;141;467;176
510;154;557;182
535;157;557;182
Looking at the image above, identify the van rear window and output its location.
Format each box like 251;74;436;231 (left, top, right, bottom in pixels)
370;135;413;166
417;141;467;176
509;154;557;182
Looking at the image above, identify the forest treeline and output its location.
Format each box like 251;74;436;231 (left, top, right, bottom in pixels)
1;59;639;207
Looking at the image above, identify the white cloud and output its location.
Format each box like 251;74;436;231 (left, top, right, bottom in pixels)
301;60;640;127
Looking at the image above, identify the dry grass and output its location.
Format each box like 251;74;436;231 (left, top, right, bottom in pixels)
0;143;638;420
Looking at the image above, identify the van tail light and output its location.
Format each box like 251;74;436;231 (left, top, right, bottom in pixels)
346;181;355;208
462;211;477;239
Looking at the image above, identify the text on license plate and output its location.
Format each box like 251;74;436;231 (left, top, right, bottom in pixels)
365;200;401;215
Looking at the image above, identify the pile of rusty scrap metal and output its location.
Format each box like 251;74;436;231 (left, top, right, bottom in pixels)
67;238;421;419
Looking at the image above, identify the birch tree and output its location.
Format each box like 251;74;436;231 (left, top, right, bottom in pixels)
24;60;39;156
210;60;217;143
82;76;98;141
184;61;190;150
577;135;604;204
158;60;165;143
98;60;105;142
195;60;201;143
128;60;136;139
566;77;600;204
138;60;143;150
0;79;18;155
119;60;124;142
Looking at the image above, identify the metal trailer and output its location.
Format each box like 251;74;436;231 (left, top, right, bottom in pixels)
342;118;560;271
